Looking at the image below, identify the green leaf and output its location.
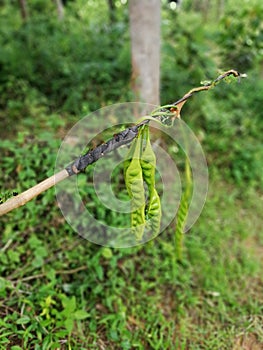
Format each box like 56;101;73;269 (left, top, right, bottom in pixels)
109;329;119;341
73;310;90;320
61;295;76;316
95;265;104;281
101;247;113;259
0;277;7;292
16;316;31;325
64;318;74;333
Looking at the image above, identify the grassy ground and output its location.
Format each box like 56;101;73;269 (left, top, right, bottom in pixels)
1;2;263;348
0;111;262;349
1;143;262;350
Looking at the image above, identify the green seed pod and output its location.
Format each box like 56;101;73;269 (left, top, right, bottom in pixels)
123;126;162;241
140;126;161;237
124;130;146;241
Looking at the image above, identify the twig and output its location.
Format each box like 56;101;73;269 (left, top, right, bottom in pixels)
9;265;88;283
65;123;143;175
157;69;243;118
0;70;244;216
0;169;68;216
1;238;13;252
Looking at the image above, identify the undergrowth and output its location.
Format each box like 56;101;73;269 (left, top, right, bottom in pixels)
0;128;262;349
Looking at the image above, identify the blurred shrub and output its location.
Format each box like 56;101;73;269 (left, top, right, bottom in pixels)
161;11;216;104
0;1;262;190
0;76;48;120
160;6;263;189
199;72;263;188
217;2;263;71
0;12;131;115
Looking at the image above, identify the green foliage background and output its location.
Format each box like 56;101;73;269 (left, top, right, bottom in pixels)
0;0;262;349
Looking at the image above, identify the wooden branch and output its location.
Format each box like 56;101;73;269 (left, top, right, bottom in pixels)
66;123;142;175
0;170;68;216
0;124;143;216
9;265;88;283
170;69;243;118
0;70;244;217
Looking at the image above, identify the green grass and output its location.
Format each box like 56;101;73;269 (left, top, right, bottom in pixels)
1;139;262;350
0;98;262;350
1;1;263;348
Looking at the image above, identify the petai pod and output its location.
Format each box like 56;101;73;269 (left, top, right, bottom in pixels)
140;126;161;236
124;130;146;241
174;155;192;262
123;134;137;180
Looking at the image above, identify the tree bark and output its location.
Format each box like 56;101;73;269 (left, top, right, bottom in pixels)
107;0;116;24
129;0;161;106
192;0;210;21
0;170;68;216
53;0;65;21
216;0;225;20
18;0;28;21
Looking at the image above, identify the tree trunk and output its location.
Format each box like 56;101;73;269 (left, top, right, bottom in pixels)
193;0;209;21
129;0;161;106
53;0;64;21
107;0;116;24
18;0;28;21
216;0;225;20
